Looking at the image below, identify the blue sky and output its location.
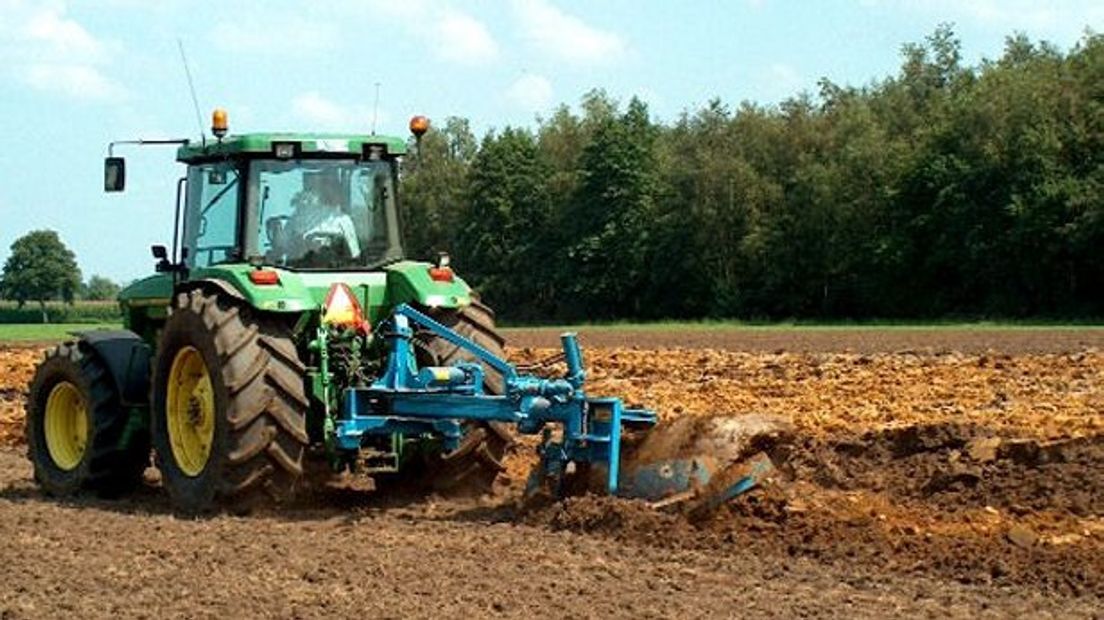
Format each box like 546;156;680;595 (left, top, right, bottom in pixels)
0;0;1099;283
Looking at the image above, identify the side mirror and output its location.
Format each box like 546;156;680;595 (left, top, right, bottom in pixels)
105;157;126;192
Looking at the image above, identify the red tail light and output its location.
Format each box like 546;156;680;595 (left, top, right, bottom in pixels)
249;269;280;285
428;266;454;282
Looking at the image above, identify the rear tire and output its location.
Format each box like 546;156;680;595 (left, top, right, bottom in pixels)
414;300;515;494
152;290;309;513
26;342;149;497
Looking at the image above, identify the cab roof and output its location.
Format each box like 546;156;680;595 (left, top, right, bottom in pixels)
176;133;408;162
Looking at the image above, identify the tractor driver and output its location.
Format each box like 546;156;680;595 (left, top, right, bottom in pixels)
282;169;362;263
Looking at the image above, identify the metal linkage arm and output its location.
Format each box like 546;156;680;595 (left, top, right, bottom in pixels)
391;304;516;380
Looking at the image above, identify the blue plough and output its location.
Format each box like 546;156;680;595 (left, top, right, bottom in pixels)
332;304;774;507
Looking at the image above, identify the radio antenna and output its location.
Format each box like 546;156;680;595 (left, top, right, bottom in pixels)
371;82;381;135
177;38;206;145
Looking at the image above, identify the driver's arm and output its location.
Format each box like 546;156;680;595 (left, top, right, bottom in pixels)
338;216;361;257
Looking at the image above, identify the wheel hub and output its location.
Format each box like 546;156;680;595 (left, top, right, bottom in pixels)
166;346;216;477
43;381;88;471
187;398;203;426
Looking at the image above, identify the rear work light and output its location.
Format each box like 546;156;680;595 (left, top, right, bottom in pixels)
273;142;299;159
248;269;280;285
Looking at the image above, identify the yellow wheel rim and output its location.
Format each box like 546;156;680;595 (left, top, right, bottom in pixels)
166;346;216;477
44;381;88;471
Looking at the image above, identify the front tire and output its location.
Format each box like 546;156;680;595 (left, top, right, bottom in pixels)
26;342;149;497
152;290;309;513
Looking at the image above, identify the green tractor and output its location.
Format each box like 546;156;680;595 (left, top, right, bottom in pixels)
25;110;512;512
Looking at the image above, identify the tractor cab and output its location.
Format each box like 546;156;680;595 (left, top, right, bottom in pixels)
178;138;405;272
106;110;411;275
103;110;460;345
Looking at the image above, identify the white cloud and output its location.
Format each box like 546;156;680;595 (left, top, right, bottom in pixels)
505;74;553;111
510;0;627;65
23;63;127;101
292;92;380;131
432;9;499;64
349;0;499;65
862;0;1103;39
0;1;126;102
210;16;339;54
768;63;802;89
24;6;109;61
755;63;805;102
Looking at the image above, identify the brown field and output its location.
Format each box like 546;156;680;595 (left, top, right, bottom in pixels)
505;324;1104;354
1;330;1102;618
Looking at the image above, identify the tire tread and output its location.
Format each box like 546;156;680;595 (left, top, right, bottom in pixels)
154;289;308;511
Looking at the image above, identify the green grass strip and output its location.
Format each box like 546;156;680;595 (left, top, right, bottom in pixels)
0;323;122;342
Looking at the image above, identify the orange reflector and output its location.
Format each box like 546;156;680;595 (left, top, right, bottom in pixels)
428;266;454;282
322;283;370;334
248;269;280;285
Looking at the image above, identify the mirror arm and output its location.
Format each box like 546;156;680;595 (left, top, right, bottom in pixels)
107;138;190;157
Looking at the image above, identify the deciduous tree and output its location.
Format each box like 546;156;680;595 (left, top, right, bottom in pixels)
0;230;81;322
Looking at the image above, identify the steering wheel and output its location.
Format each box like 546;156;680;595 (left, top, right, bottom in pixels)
303;231;349;254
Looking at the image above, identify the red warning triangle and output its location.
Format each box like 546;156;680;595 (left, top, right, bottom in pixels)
322;283;369;333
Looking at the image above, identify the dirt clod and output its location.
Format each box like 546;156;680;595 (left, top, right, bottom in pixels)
1008;524;1039;548
967;437;1002;462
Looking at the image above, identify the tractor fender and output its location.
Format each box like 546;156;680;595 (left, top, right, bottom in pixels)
384;262;474;310
75;330;152;408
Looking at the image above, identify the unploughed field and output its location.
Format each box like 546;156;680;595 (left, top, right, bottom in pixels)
0;328;1102;618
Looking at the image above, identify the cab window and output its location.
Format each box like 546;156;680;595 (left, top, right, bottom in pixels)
253;159;400;269
184;162;241;268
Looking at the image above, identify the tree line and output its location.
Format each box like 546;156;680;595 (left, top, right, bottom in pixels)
1;230;121;320
402;26;1104;321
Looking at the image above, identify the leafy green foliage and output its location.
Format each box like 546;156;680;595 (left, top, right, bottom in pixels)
408;28;1104;320
455;127;555;318
401;117;478;261
82;275;121;301
0;301;120;324
562;97;658;319
0;230;81;322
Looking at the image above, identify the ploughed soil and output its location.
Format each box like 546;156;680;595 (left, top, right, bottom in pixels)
1;331;1103;618
505;325;1104;354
